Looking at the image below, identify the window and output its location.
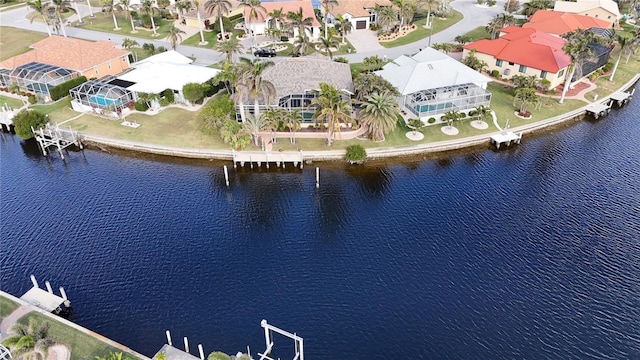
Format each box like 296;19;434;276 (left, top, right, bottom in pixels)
519;65;527;73
558;69;565;77
508;62;514;66
496;59;503;67
540;71;547;79
608;15;611;19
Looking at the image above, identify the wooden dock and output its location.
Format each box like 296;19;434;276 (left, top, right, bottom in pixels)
586;101;612;119
155;344;201;360
232;149;305;169
32;124;83;159
610;88;635;107
19;275;70;314
490;131;522;149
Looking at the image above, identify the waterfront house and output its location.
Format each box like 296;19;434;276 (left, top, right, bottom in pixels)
553;0;621;27
463;27;571;89
323;0;393;30
374;47;492;122
522;10;613;34
182;0;243;30
243;0;322;40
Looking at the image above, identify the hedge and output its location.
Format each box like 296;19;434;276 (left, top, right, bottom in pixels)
49;76;87;101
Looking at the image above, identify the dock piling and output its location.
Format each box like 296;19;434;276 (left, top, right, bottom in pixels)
198;344;204;360
166;330;172;346
45;281;53;294
30;274;39;288
316;167;319;188
224;165;229;187
184;337;189;353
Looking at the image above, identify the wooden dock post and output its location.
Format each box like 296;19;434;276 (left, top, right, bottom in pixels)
30;274;39;288
45;281;53;294
316;167;320;188
198;344;204;360
59;286;71;308
183;337;189;353
223;165;229;187
166;330;172;346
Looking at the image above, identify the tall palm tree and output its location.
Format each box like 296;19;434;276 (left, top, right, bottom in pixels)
514;87;540;115
335;14;351;44
193;0;206;44
286;6;313;38
355;73;400;102
51;0;76;37
559;29;595;104
521;0;552;16
267;7;285;32
609;34;632;81
27;0;52;36
103;0;121;30
376;5;397;33
175;0;192;19
320;0;338;40
285;108;302;144
245;112;273;146
441;110;464;129
359;91;400;141
167;25;185;49
1;319;55;360
486;13;515;39
393;0;416;29
416;0;436;27
318;31;340;59
310;82;353;146
204;0;232;37
141;0;158;36
469;104;491;126
214;36;244;63
237;57;276;120
119;0;137;32
292;33;313;56
241;0;266;45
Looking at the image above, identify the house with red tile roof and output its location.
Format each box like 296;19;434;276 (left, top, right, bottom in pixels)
323;0;393;30
522;10;613;35
463;27;572;89
0;36;130;80
553;0;621;26
243;0;321;40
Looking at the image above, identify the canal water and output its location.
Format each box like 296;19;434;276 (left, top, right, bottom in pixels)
1;93;639;359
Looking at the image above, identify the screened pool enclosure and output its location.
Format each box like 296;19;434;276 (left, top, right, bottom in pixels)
70;76;134;117
403;83;492;118
0;62;79;101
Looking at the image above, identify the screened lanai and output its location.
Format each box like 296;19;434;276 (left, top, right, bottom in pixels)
0;62;78;100
405;83;492;118
70;76;134;117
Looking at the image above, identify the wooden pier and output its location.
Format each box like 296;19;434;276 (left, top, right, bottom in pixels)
585;101;612;119
490;131;522;149
610;88;635;107
19;275;71;315
0;104;16;132
232;149;304;169
32;124;83;159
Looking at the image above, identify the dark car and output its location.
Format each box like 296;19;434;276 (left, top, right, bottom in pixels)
254;48;277;57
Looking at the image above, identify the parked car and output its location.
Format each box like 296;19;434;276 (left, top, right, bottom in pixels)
254;48;277;57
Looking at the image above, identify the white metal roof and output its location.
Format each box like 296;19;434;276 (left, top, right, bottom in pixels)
120;51;220;93
375;48;492;95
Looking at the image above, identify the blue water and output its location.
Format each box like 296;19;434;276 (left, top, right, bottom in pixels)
90;95;121;107
1;89;639;359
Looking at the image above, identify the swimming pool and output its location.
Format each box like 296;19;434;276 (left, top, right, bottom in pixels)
90;94;121;107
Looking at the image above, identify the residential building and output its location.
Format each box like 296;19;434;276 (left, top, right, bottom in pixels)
243;0;321;40
553;0;621;26
182;0;243;29
463;27;572;89
375;48;492;121
0;63;80;101
323;0;393;30
522;10;613;35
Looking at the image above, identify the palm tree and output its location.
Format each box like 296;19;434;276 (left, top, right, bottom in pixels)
237;57;276;120
122;37;139;61
241;0;266;45
353;73;399;102
244;113;273;146
51;0;76;37
167;25;186;50
559;29;595;104
521;0;552;16
416;0;436;27
267;7;285;32
514;87;540;115
486;13;515;39
376;5;397;33
454;34;472;44
310;82;353;146
285;108;302;144
393;0;416;29
469;104;491;126
318;31;340;59
141;0;158;36
214;36;244;63
335;14;352;44
204;0;232;37
286;6;313;39
102;0;121;30
461;49;488;72
119;0;137;32
175;0;192;19
215;61;240;94
359;91;400;141
193;0;206;44
320;0;338;40
2;319;55;360
27;0;52;36
609;34;632;81
292;33;313;56
441;110;463;129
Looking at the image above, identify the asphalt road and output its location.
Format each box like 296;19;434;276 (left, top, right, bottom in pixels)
1;0;504;65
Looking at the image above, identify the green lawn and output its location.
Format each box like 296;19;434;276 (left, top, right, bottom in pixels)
0;95;26;109
463;26;491;42
380;10;463;48
30;97;81;124
586;53;640;101
0;296;20;320
182;28;244;47
17;312;141;360
75;13;174;40
0;26;47;61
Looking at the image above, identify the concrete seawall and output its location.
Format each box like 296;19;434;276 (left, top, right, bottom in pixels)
80;75;639;162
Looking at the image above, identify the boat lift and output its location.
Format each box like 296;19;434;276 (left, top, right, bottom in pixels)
258;320;304;360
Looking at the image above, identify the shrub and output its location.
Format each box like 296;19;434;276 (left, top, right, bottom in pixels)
12;109;48;139
211;17;233;32
333;57;348;63
345;144;367;164
28;95;37;104
428;117;436;124
134;100;149;111
280;35;289;42
602;61;614;73
183;83;204;104
219;119;250;149
490;69;500;78
163;89;175;103
49;76;87;101
130;10;138;19
199;94;235;134
159;98;170;107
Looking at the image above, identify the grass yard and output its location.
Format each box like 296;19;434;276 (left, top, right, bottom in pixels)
585;55;640;101
0;26;47;61
380;10;463;48
0;296;20;320
464;26;491;42
17;312;141;360
0;95;26;109
30;97;81;124
75;13;174;40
